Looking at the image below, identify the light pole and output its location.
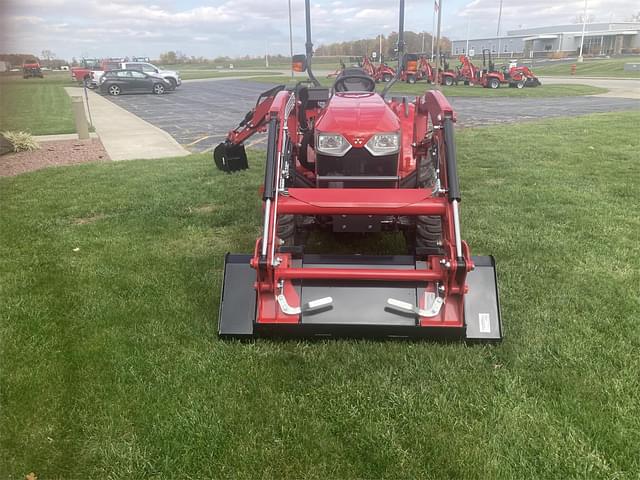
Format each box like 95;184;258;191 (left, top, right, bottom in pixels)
434;0;443;88
496;0;503;58
288;0;294;78
578;0;588;62
465;19;470;55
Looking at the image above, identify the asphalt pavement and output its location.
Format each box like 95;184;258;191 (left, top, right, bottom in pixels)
105;79;640;153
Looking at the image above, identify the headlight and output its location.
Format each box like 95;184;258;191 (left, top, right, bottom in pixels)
316;133;351;157
365;133;400;156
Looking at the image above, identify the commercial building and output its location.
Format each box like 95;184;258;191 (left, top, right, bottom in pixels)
451;22;640;58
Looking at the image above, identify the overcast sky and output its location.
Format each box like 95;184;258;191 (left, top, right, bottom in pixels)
1;0;636;60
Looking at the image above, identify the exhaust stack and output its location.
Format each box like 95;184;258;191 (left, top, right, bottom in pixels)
304;0;321;86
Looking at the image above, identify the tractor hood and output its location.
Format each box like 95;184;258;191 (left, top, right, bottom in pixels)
315;92;400;145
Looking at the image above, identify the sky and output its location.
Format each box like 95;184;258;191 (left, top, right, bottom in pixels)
0;0;636;61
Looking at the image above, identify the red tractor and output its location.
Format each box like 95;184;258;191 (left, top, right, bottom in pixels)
460;50;541;89
401;54;457;86
400;54;430;84
361;55;396;83
214;0;502;341
22;62;44;79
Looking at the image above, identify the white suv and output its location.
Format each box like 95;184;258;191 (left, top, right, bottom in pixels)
121;62;181;89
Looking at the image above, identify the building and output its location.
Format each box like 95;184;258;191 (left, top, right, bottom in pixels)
451;22;640;58
0;61;8;73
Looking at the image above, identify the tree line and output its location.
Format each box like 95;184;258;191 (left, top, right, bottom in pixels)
315;31;451;59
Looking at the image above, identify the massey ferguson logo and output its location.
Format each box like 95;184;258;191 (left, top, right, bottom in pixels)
352;137;365;146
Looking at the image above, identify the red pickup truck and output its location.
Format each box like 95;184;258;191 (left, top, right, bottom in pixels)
71;58;121;86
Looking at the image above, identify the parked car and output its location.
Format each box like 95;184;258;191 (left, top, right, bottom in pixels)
91;61;181;89
99;70;172;96
120;62;181;89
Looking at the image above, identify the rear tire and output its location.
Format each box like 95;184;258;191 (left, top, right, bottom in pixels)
407;74;416;84
383;73;392;82
489;78;500;89
516;80;525;89
443;75;454;86
108;84;121;96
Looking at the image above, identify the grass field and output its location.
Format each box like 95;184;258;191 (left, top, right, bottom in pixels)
1;112;639;479
241;75;607;97
533;57;640;78
0;72;76;135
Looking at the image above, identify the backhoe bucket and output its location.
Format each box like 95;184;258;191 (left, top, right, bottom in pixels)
213;142;248;172
218;254;502;342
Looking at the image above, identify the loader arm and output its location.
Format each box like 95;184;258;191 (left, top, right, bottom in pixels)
213;84;286;172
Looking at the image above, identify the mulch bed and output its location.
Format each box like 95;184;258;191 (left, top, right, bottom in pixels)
0;138;110;177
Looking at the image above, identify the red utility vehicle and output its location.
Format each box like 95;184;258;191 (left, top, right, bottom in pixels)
22;62;43;79
213;0;502;340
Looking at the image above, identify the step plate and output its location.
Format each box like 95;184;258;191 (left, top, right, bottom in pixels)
300;255;422;326
464;256;503;342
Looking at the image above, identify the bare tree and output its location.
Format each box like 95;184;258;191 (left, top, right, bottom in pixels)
41;49;55;65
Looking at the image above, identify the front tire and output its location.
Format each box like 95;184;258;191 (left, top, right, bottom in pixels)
443;75;454;86
153;83;165;95
489;78;500;89
405;155;442;255
108;84;121;96
383;73;392;82
407;74;416;84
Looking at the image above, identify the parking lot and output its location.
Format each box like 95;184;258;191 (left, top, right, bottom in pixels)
106;79;640;152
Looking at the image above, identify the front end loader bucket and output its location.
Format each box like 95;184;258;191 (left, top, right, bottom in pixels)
218;253;502;342
213;142;248;172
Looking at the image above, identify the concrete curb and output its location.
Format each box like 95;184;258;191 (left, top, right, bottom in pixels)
34;133;100;142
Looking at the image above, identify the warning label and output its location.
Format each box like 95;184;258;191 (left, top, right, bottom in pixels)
479;313;491;333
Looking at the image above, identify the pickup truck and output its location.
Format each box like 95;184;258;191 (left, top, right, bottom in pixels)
92;62;181;89
71;59;121;85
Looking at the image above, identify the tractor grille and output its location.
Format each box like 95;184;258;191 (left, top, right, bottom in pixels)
316;149;398;188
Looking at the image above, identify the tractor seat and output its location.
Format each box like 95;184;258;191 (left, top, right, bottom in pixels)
334;68;376;92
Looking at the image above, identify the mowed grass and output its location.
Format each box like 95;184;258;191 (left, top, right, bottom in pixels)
534;56;640;78
1;112;639;479
0;72;76;135
242;75;607;97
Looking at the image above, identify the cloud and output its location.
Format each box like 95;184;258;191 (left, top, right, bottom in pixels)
0;0;635;60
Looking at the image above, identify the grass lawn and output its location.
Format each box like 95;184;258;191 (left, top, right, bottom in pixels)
533;57;640;78
180;70;283;81
0;72;76;135
241;75;607;97
1;112;639;479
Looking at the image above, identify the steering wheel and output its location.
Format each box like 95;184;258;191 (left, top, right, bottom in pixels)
333;73;376;93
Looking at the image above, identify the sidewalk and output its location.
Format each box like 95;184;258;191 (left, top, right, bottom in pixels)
538;76;640;99
65;87;190;161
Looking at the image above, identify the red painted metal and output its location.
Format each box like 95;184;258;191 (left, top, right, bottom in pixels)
277;268;442;282
216;74;475;332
